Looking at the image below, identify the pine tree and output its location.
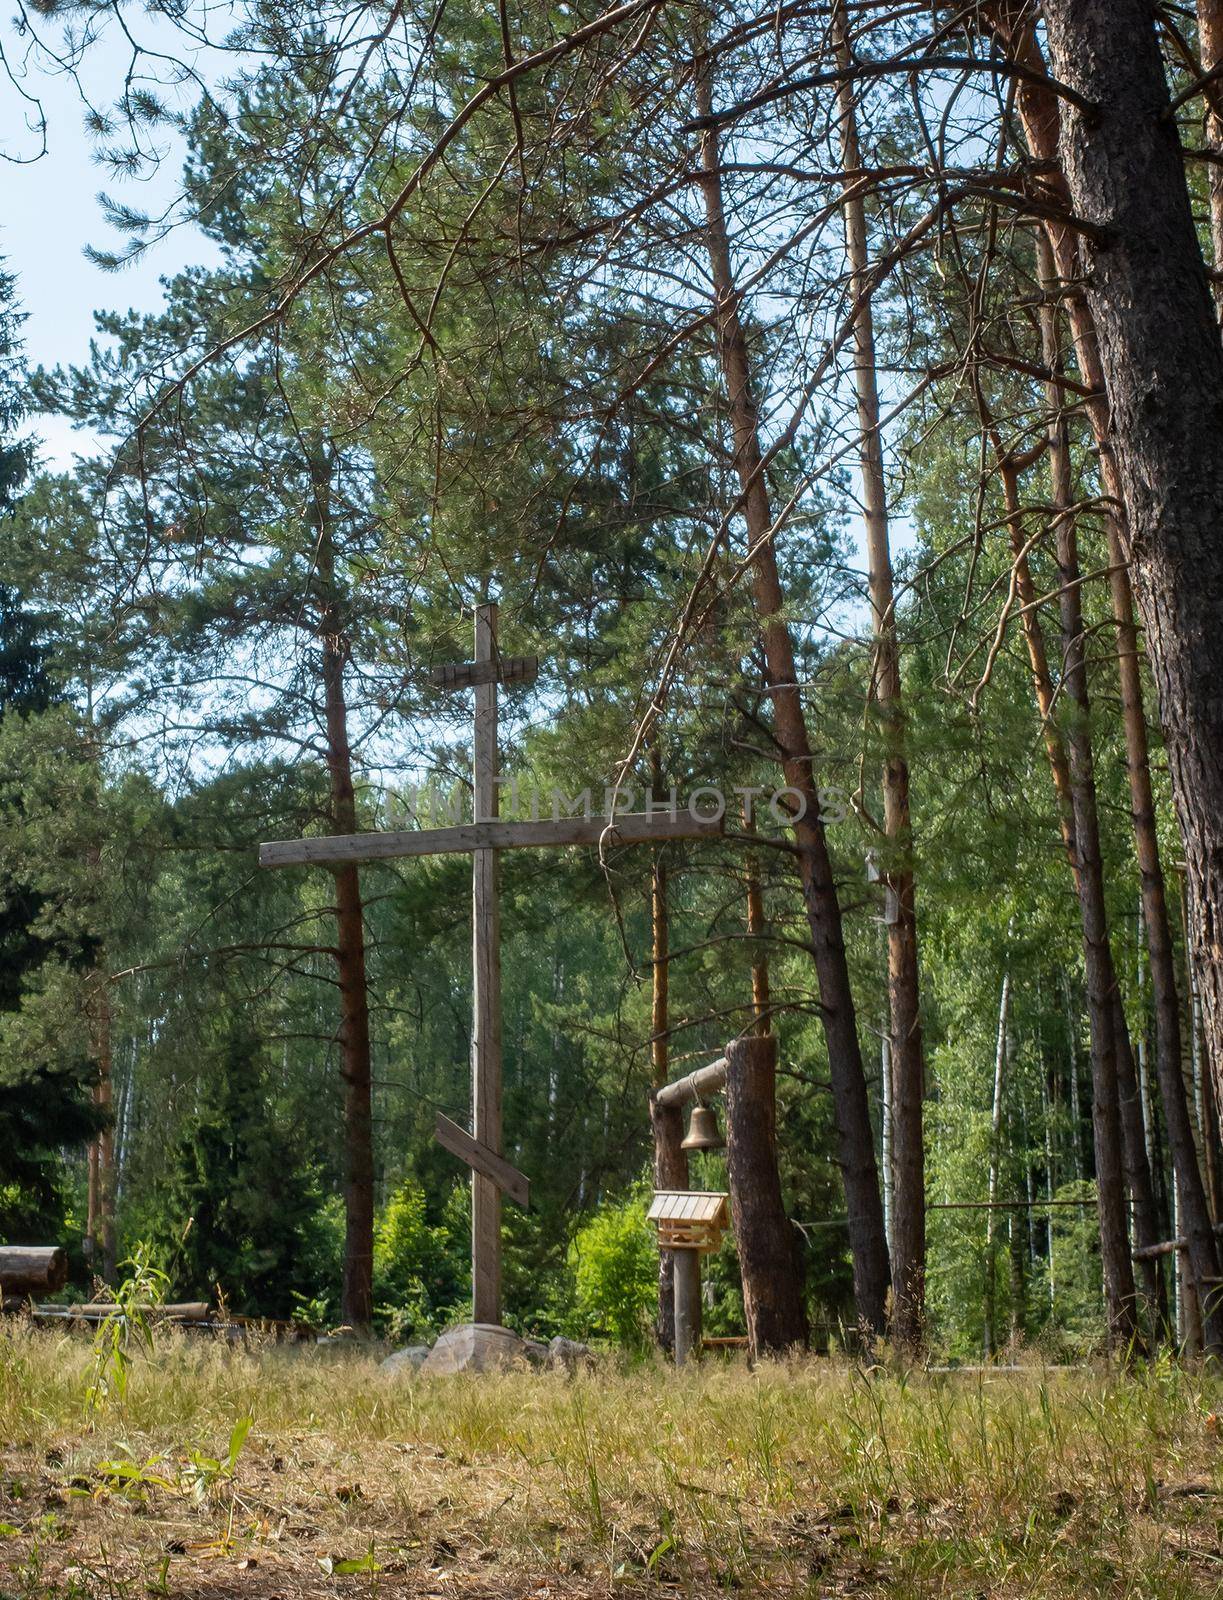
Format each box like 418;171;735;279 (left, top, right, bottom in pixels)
146;1026;339;1317
0;262;102;1243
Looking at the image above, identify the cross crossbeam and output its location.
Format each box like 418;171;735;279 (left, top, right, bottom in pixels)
434;1112;530;1210
259;810;723;869
428;655;538;692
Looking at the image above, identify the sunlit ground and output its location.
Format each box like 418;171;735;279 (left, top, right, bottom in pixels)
1;1323;1221;1597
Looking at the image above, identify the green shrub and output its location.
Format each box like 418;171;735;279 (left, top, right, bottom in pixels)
569;1191;657;1350
373;1175;465;1339
139;1032;342;1318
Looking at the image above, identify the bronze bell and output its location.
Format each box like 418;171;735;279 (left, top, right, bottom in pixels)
681;1102;725;1152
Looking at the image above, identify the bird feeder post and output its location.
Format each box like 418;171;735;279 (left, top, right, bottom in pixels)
647;1188;730;1366
650;1089;688;1353
648;1055;733;1366
673;1248;702;1366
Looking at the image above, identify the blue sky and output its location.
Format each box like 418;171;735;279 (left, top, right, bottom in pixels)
2;15;220;469
0;13;902;604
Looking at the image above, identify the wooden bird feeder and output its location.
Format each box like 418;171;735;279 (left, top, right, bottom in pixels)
648;1189;730;1254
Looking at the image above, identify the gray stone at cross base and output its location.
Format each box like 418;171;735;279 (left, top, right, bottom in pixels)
383;1324;594;1377
380;1344;431;1376
419;1322;541;1375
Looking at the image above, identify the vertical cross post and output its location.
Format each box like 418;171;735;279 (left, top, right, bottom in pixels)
259;603;727;1336
471;602;503;1324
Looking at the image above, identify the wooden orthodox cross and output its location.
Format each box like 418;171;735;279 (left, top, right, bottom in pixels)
260;602;723;1325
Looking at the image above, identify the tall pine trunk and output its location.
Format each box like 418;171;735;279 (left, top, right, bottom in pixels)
743;801;772;1038
87;969;116;1284
1039;0;1223;1149
1036;256;1164;1333
831;0;925;1349
1106;527;1214;1343
650;832;683;1351
984;970;1011;1360
85;837;116;1284
724;1036;809;1356
1198;0;1223;323
312;450;374;1331
994;455;1139;1348
987;3;1223;1351
693;42;890;1335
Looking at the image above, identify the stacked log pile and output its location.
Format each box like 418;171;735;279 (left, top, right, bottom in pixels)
0;1246;68;1298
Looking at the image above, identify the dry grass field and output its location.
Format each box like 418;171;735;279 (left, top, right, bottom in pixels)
1;1321;1221;1598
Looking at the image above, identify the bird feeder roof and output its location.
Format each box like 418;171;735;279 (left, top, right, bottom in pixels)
647;1190;730;1225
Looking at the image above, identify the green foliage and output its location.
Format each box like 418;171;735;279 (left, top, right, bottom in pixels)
0;261;32;511
569;1191;657;1351
93;1413;254;1506
372;1175;466;1339
0;585;54;720
0;261;105;1244
138;1028;341;1316
0;4;1203;1363
1046;1181;1108;1355
178;1413;254;1504
0;665;104;1240
85;1244;168;1416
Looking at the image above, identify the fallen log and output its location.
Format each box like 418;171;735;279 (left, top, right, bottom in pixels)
22;1304;310;1340
74;1301;210;1321
0;1246;68;1298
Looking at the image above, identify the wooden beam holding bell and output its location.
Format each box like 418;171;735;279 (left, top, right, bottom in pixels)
681;1101;725;1153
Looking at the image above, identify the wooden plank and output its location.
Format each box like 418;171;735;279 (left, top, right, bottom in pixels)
429;655;538;692
471;602;504;1324
260;810;725;869
435;1113;529;1210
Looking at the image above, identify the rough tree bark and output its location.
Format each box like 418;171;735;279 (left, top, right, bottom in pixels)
1203;1068;1223;1224
312;449;374;1331
1198;0;1223;322
694;45;890;1334
1039;0;1223;1150
831;0;925;1350
724;1035;808;1357
650;831;683;1352
743;801;772;1038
